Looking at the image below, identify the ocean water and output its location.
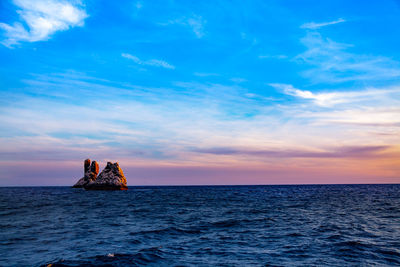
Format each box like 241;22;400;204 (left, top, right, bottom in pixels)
1;185;400;266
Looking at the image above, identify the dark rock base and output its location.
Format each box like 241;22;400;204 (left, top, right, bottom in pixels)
84;184;128;191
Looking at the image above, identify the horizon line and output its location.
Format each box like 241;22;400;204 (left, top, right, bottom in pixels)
1;182;399;187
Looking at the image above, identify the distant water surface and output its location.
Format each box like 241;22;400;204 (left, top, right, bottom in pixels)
1;185;400;266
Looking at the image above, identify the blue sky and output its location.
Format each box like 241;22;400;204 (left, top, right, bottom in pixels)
0;0;399;185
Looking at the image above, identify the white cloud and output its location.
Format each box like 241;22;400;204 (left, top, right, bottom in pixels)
308;107;400;126
135;1;143;9
259;54;287;59
230;78;247;83
300;18;345;29
0;0;88;47
270;83;400;107
159;15;206;38
122;53;175;69
194;72;219;77
186;15;205;38
295;32;400;83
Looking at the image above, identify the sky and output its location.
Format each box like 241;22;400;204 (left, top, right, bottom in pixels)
0;0;399;186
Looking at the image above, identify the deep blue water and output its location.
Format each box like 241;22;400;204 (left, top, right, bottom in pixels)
1;185;400;266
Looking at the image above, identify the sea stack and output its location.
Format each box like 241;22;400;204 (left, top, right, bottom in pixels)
85;162;128;190
73;160;128;190
72;159;99;188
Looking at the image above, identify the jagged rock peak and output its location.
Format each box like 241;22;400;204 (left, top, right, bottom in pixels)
84;158;91;173
84;161;128;191
90;160;99;175
72;159;99;188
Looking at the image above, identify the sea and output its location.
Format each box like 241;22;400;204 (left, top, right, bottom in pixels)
1;184;400;266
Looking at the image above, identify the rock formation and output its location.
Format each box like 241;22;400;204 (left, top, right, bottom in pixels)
73;159;128;190
85;162;128;190
72;159;99;188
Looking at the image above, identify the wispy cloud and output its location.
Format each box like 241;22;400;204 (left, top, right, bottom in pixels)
0;0;88;47
193;72;219;77
159;15;206;38
300;18;346;29
122;53;175;69
270;83;400;107
230;78;247;83
259;54;288;59
135;1;143;10
295;32;400;83
304;107;400;127
187;15;205;38
193;145;391;159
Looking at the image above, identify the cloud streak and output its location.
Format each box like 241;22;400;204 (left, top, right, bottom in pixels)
300;18;346;29
295;32;400;83
0;0;88;47
122;53;175;69
259;55;288;60
159;15;206;38
270;83;400;107
193;145;392;159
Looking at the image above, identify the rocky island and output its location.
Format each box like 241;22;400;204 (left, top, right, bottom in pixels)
73;159;128;190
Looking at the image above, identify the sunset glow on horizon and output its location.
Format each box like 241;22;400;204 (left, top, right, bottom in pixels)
0;0;399;185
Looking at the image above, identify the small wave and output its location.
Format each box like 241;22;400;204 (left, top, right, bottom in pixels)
376;248;400;257
208;217;275;228
374;247;400;264
108;222;123;227
2;236;38;245
286;232;303;237
0;210;23;216
315;223;341;233
325;234;342;240
284;248;309;258
336;240;372;249
128;239;141;245
43;248;166;266
129;226;201;236
210;218;241;228
335;240;374;255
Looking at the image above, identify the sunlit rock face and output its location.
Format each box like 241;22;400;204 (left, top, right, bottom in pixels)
72;159;99;188
84;162;128;190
